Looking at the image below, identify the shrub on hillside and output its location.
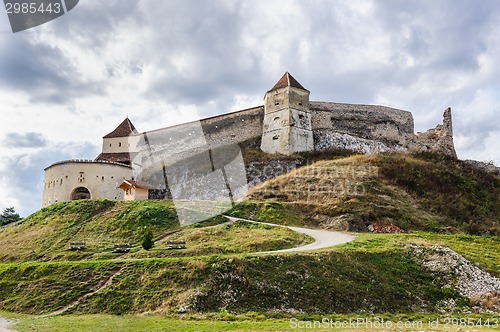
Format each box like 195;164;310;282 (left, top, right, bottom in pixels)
142;227;154;251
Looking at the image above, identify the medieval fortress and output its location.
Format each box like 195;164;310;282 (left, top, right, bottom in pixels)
42;72;457;207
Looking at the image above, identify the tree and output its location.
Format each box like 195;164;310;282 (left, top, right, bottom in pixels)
0;207;22;226
141;227;154;251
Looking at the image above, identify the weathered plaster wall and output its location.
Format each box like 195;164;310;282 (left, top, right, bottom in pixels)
102;136;141;154
42;161;132;207
261;86;314;155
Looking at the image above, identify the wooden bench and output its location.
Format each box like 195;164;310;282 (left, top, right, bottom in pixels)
167;240;186;249
69;242;85;250
113;244;131;253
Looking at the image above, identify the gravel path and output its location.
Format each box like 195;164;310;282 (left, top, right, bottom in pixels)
0;318;16;332
225;216;356;252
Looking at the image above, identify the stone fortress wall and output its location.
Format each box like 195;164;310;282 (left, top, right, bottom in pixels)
132;101;455;173
42;72;457;207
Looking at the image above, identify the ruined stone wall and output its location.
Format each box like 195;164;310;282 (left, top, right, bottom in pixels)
131;102;457;180
130;107;264;189
309;101;414;153
310;102;414;142
308;102;457;158
404;108;457;158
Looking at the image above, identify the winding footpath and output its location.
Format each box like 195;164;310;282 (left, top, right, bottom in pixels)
0;217;355;326
225;216;356;252
0;318;15;332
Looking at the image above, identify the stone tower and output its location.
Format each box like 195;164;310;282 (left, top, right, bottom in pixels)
95;117;139;166
261;72;314;155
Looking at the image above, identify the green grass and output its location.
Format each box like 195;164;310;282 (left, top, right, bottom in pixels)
335;232;500;276
0;200;182;262
0;232;497;316
0;245;468;315
7;313;500;332
0;153;497;318
126;220;313;258
0;202;311;263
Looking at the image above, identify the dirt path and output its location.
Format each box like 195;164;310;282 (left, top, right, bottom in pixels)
41;267;125;318
0;318;16;332
225;216;356;252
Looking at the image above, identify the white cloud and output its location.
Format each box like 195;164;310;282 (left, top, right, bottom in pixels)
1;0;499;215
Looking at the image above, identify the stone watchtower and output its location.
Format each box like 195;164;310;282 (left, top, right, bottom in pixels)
260;72;314;155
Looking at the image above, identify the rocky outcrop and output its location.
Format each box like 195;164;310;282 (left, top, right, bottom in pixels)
411;245;500;312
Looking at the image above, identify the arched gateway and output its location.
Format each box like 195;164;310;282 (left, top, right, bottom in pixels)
71;187;91;200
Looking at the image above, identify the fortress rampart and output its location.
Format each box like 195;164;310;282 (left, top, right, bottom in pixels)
42;72;457;207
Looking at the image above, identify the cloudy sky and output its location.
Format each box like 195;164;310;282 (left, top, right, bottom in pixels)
0;0;499;216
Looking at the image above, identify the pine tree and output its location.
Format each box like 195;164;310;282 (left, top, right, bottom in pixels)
142;227;154;250
0;207;21;226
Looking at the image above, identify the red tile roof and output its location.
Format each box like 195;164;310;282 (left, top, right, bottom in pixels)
95;152;135;164
118;180;154;190
103;118;138;138
270;72;308;91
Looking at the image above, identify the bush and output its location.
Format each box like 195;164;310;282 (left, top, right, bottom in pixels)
141;227;154;251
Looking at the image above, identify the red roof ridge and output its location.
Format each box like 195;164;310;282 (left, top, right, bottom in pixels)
103;117;138;138
269;72;308;92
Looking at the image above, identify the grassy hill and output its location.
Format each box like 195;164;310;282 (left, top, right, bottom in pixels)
0;200;309;263
230;152;499;235
0;232;497;316
0;152;498;319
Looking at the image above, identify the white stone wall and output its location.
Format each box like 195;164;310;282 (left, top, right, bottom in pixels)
102;136;141;154
42;161;132;207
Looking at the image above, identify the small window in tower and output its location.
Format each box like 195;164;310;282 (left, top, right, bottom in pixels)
110;143;112;147
102;176;105;181
275;101;280;106
274;117;280;121
299;114;304;120
119;142;122;147
60;179;63;186
273;135;279;140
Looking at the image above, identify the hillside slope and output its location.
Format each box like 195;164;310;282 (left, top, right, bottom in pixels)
0;232;498;315
229;153;499;235
0;152;498;316
0;200;181;262
0;200;309;263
